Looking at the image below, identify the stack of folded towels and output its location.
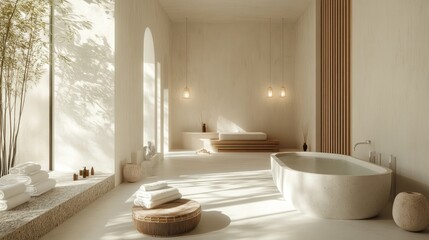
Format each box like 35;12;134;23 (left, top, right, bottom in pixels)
0;182;30;211
134;181;182;209
0;162;56;196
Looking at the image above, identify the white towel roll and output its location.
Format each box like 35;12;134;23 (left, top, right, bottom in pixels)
136;187;179;201
139;181;168;191
0;192;30;211
0;182;26;199
0;171;49;185
9;162;41;175
134;193;182;209
26;178;56;196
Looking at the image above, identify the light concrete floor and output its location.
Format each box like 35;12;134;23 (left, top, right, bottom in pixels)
42;152;429;240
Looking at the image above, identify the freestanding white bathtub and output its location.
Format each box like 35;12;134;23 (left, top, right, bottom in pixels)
271;152;392;219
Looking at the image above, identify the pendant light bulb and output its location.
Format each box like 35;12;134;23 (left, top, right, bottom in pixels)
280;86;286;97
183;86;190;99
267;86;273;98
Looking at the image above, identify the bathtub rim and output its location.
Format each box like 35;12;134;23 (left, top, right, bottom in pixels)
271;151;392;177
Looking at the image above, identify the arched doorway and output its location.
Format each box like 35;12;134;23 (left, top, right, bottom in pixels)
143;28;155;148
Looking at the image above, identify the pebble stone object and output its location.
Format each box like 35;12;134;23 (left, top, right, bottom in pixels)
392;192;429;232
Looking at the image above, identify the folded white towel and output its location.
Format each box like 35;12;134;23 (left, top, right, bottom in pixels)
26;178;56;196
0;192;30;211
134;193;182;209
0;171;49;185
139;181;168;191
9;162;41;175
0;182;26;199
136;187;179;202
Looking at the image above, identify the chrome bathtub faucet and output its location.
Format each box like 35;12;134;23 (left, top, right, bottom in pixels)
353;140;372;151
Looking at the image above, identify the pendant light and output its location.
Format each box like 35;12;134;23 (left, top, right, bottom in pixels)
267;18;273;98
280;18;286;97
183;18;190;99
268;86;273;97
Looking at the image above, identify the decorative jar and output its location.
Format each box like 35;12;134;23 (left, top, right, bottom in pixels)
123;163;142;183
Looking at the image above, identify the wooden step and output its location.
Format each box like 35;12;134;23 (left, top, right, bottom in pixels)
210;139;280;152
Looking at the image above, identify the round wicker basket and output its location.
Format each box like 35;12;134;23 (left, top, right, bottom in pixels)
132;199;201;236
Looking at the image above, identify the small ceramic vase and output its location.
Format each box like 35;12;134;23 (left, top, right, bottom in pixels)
392;192;429;232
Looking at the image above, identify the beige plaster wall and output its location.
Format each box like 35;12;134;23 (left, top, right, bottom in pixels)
352;0;429;196
294;0;319;152
54;0;115;174
170;20;297;149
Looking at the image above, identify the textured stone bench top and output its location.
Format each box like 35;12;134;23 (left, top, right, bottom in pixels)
0;172;114;240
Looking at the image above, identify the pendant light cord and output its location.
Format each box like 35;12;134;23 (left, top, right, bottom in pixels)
185;17;188;88
282;18;284;87
269;18;271;87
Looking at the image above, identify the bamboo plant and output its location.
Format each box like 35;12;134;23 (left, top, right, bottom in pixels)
0;0;50;176
0;0;99;176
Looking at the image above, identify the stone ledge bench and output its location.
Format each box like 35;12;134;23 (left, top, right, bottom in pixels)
0;172;114;240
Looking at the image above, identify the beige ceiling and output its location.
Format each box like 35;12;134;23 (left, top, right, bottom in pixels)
159;0;314;22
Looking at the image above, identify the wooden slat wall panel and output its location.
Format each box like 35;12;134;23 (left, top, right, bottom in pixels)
321;0;351;155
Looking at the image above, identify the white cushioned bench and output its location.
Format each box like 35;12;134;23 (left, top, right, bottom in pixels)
218;132;267;141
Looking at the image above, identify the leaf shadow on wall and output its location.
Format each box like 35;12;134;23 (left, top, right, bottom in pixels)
53;0;114;170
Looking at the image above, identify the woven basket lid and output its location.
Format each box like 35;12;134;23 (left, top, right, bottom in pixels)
133;199;201;223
